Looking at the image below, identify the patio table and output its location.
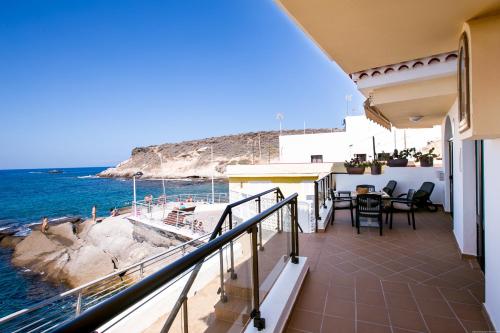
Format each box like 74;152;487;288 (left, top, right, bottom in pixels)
333;191;390;227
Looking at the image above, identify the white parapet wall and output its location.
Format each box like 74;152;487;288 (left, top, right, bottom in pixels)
335;166;445;205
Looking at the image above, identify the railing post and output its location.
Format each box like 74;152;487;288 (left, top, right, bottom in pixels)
75;291;83;316
250;226;265;331
257;197;264;251
228;210;237;279
314;181;320;233
290;199;299;264
218;229;228;303
322;179;327;208
182;297;188;333
294;198;300;261
276;191;281;233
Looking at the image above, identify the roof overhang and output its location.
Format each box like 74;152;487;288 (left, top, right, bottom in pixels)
358;53;458;128
276;0;500;74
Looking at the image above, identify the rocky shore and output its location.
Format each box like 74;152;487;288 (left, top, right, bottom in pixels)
0;216;182;288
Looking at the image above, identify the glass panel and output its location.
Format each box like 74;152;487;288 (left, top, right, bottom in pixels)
181;231;253;333
256;202;292;304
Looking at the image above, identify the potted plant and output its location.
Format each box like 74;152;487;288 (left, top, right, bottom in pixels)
344;158;366;174
414;148;438;167
367;159;384;175
387;148;416;167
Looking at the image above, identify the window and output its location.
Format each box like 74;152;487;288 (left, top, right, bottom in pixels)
311;155;323;163
354;154;367;162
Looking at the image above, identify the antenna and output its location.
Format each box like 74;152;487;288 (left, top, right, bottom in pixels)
276;113;284;135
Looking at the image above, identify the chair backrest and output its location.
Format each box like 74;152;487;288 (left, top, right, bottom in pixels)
407;189;415;201
383;180;397;196
413;182;435;206
356;194;382;214
336;190;352;198
356;184;375;193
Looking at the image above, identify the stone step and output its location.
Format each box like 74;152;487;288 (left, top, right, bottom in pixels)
213;294;252;326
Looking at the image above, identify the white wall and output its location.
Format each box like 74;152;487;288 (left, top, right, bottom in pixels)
442;102;477;256
279;115;441;163
483;138;500;329
335;166;445;204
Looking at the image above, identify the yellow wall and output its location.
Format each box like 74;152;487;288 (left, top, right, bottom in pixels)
228;176;318;201
461;14;500;139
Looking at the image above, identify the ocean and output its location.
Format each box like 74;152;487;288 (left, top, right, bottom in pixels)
0;167;228;318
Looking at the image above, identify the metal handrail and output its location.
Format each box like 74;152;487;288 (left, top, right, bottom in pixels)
314;172;334;231
53;192;299;333
160;187;284;332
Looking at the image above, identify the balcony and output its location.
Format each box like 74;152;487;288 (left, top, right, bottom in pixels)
288;209;489;333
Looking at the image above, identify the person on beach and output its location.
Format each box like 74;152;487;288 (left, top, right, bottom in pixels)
109;208;118;217
92;205;97;223
41;217;49;233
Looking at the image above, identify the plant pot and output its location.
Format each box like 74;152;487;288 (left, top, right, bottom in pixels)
420;157;434;167
370;165;382;175
387;159;408;167
346;166;366;174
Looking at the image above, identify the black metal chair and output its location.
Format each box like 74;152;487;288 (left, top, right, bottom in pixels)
382;180;397;224
330;189;355;226
382;180;397;197
389;189;416;229
413;182;437;212
356;184;375;193
356;194;383;236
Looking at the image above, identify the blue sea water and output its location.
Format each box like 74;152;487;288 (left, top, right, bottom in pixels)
0;167;228;317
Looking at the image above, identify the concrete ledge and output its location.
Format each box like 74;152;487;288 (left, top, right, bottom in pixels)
244;257;309;333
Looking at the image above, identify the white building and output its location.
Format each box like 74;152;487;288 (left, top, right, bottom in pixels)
279;115;441;163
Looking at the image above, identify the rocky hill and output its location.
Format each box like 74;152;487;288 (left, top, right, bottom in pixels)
99;129;336;179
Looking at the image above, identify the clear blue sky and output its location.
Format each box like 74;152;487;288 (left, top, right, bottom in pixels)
0;0;364;169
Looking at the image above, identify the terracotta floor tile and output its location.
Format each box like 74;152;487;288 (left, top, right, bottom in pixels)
334;262;359;273
295;283;327;313
320;315;355;333
449;302;485;322
389;308;427;332
356;321;392;333
461;319;491;333
356;304;390;326
385;292;418;312
439;287;479;305
354;271;382;291
416;298;455;318
356;288;386;307
410;284;444;301
328;285;355;302
330;272;356;288
400;268;434;282
382;261;409;273
324;298;355;319
382;281;411;295
366;265;395;278
288;309;323;332
423;314;466;333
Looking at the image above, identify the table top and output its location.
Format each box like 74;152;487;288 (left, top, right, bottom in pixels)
334;190;390;198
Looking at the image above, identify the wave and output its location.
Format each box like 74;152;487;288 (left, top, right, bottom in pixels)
77;175;99;179
28;171;43;174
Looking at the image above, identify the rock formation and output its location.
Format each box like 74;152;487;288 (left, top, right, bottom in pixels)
9;216;181;288
98;129;335;179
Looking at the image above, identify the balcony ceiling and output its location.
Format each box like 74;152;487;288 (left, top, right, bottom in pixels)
276;0;500;73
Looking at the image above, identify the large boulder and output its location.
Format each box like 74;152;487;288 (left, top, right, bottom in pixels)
10;216;177;288
62;245;115;287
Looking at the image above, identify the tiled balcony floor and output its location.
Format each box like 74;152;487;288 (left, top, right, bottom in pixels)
286;209;490;333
